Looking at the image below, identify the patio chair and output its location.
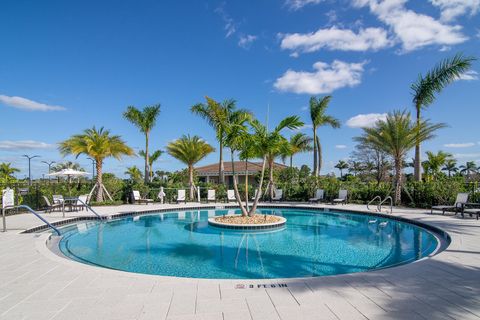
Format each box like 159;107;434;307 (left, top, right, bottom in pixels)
207;189;216;203
177;189;186;204
431;193;468;215
72;195;89;211
309;189;325;203
132;190;153;205
272;189;283;202
42;196;61;213
333;190;348;205
52;194;64;205
227;190;236;202
462;206;480;220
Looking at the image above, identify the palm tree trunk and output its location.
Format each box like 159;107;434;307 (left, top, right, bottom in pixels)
268;157;274;201
231;150;248;216
290;155;293;169
414;107;422;181
317;138;322;175
219;138;225;184
95;159;103;202
188;165;194;200
145;132;150;184
249;156;267;216
313;128;318;176
245;159;249;211
394;158;402;205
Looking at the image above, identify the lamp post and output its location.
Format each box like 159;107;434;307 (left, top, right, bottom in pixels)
41;161;56;180
22;155;40;185
87;157;95;181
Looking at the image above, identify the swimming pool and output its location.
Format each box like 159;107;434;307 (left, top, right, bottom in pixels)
58;208;442;279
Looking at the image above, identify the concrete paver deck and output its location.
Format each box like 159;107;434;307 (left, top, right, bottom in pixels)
0;202;479;319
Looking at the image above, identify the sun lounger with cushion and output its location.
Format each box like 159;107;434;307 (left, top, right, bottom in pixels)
309;189;324;203
333;190;348;204
132;190;153;205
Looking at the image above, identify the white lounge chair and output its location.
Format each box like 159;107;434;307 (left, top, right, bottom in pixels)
52;194;64;204
72;194;89;211
177;189;186;204
227;190;236;202
333;190;348;205
207;189;216;203
132;190;153;205
309;189;324;203
431;193;468;215
272;189;283;201
42;196;61;213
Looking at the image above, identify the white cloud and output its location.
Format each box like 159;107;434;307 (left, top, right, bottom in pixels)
444;142;476;148
0;94;66;111
280;27;392;54
335;144;347;149
457;70;479;81
0;140;54;150
274;60;366;94
291;124;313;132
430;0;480;22
238;34;257;49
353;0;468;52
215;5;236;38
346;113;387;128
285;0;323;10
453;153;480;159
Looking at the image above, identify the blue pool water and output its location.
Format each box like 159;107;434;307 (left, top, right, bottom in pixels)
59;208;440;279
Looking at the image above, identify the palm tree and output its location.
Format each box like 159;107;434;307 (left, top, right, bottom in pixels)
355;111;445;204
423;151;452;180
309;96;340;177
334;160;349;178
460;161;477;179
283;133;313;168
139;149;163;182
125;166;143;183
166;135;214;200
442;159;458;177
123;104;161;183
191;97;250;185
411;53;475;181
348;161;363;177
0;163;20;182
52;161;84;172
59;126;135;202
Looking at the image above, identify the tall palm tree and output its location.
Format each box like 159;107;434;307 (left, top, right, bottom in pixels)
123;104;161;183
334;160;349;178
139;149;163;182
460;161;477;179
309;96;340;177
191;97;250;185
125;166;143;183
411;53;475;181
166;135;214;200
355;111;445;204
59;127;135;202
0;163;20;182
423;151;452;180
442;159;458;178
283;133;313;168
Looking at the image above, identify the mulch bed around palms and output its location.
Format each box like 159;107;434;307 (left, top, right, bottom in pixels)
214;214;281;225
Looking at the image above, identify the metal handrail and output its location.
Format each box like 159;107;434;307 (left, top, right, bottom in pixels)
367;196;382;211
379;196;393;214
64;197;103;220
3;205;61;236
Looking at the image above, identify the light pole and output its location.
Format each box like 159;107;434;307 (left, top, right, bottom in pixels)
23;155;40;185
87;157;95;181
41;161;56;180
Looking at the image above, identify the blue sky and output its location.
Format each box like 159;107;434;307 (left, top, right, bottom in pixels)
1;0;479;179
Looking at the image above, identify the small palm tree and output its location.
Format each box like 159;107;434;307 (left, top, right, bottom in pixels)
348;161;363;177
309;96;340;176
139;149;163;182
460;161;477;179
166;135;214;200
59;127;135;202
355;111;445;204
442;159;458;178
283;133;313;168
123;104;161;183
423;151;452;180
0;163;20;182
411;53;476;181
125;166;143;183
52;161;84;172
334;160;349;178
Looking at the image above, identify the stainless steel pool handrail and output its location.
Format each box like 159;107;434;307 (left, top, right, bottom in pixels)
2;205;61;236
379;196;393;214
367;196;382;212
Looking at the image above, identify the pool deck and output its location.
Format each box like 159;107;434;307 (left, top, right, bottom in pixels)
0;202;479;320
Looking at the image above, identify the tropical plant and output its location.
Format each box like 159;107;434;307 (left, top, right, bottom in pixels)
282;133;313;168
166;135;214;200
459;161;477;179
59;126;135;202
52;161;85;172
334;160;349;178
125;166;143;183
355;110;445;204
139;149;163;182
422;151;452;180
0;163;19;182
123;104;161;183
442;159;458;178
411;53;475;181
348;161;363;177
309;96;340;176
